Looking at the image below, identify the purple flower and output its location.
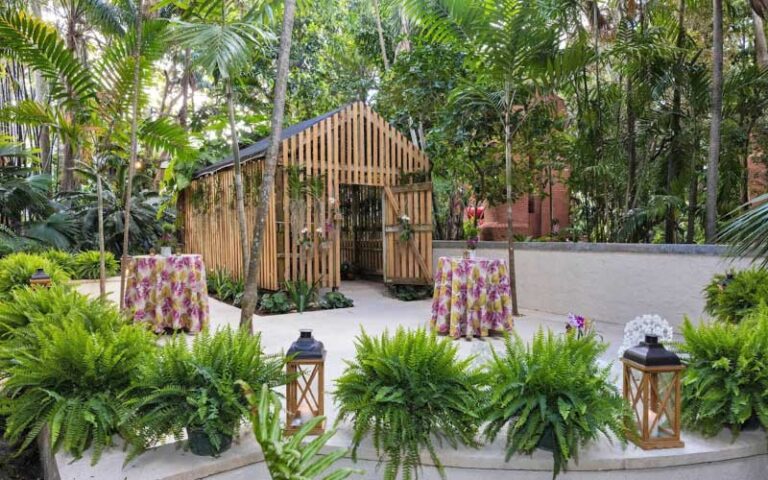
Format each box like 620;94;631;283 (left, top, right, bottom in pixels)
567;312;585;329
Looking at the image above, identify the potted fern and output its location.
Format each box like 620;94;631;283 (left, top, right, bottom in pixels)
483;330;626;477
128;328;285;457
334;327;482;480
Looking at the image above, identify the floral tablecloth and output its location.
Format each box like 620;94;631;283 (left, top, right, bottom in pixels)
430;256;514;339
124;254;209;333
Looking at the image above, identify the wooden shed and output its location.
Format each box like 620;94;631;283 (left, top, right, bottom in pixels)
178;102;433;291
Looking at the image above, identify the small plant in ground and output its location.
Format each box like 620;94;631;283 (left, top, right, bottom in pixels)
0;252;69;299
319;291;353;309
207;268;244;306
72;250;119;279
335;327;481;480
483;330;626;478
680;308;768;436
40;249;75;275
283;279;320;313
128;328;285;458
240;383;360;480
387;284;432;301
0;299;154;464
259;291;294;314
703;268;768;323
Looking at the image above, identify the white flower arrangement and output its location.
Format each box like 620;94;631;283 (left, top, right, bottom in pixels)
399;214;410;222
617;314;674;358
328;197;336;206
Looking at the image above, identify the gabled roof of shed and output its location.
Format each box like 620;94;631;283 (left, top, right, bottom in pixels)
192;105;347;179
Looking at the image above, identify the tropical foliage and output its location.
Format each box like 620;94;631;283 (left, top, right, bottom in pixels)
128;328;285;457
483;330;626;477
0;252;69;299
680;310;768;436
334;327;481;480
703;268;768;323
241;383;360;480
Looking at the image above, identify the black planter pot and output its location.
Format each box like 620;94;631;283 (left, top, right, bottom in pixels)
186;427;233;457
741;414;763;432
537;427;556;452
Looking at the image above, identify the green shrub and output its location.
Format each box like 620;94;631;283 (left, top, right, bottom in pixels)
207;268;244;306
319;291;354;309
40;250;75;274
128;328;285;457
259;291;294;314
483;330;626;477
703;268;768;323
72;250;119;279
283;279;320;313
0;305;154;464
387;284;433;301
241;383;360;480
680;310;768;436
334;328;481;480
0;252;69;299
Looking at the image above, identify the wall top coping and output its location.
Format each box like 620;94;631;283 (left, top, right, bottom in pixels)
433;240;739;257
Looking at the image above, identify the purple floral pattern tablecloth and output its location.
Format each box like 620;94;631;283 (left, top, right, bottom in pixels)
124;254;209;333
430;256;514;339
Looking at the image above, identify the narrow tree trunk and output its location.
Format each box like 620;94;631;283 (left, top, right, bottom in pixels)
239;0;297;331
754;10;768;69
686;130;700;243
504;88;519;316
666;0;686;244
372;0;390;70
119;0;144;309
29;1;51;174
96;169;107;299
61;16;78;192
626;76;637;211
179;48;191;128
706;0;723;242
226;80;251;276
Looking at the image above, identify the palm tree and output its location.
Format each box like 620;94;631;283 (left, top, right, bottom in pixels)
404;0;565;315
719;193;768;266
706;0;724;242
240;0;298;331
169;0;274;277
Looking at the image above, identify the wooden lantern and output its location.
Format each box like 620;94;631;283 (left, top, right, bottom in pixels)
622;334;685;449
29;268;52;288
285;329;325;435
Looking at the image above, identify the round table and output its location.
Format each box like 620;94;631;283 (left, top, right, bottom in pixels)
123;254;209;333
430;256;514;339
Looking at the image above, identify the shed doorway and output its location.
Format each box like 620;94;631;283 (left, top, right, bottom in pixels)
339;185;383;280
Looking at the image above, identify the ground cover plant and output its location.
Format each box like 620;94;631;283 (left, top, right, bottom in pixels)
72;250;119;279
334;327;481;480
482;330;626;477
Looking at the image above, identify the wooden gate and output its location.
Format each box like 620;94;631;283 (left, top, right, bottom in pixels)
383;183;433;285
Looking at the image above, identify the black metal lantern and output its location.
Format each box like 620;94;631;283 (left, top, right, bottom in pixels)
622;334;684;449
285;329;326;435
29;268;52;288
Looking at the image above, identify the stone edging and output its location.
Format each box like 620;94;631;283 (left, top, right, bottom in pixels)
433;241;733;256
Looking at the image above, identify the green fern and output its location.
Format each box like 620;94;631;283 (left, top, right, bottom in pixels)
40;250;76;275
127;328;285;458
703;268;768;323
334;327;481;480
0;252;70;299
483;330;627;478
72;250;119;279
680;309;768;436
241;382;360;480
0;300;153;464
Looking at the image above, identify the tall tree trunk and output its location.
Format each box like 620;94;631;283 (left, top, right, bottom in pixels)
61;14;78;192
119;0;144;309
504;85;519;316
239;0;297;331
226;79;250;276
179;48;191;128
754;10;768;69
665;0;686;243
29;0;51;174
372;0;390;70
626;76;637;211
706;0;723;242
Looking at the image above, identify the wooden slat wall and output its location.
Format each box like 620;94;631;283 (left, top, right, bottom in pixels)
181;158;279;290
180;101;430;290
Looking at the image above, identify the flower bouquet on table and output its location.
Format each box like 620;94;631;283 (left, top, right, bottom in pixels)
158;223;177;256
463;221;480;259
